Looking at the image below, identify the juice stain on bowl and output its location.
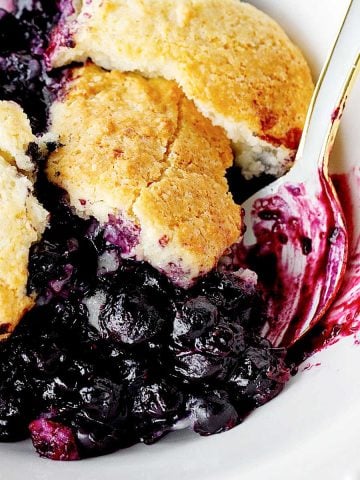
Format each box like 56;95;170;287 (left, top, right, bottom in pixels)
221;177;347;347
288;166;360;364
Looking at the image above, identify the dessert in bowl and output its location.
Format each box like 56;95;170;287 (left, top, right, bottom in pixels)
1;0;357;473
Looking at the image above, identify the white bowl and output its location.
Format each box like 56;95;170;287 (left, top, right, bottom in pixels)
2;1;360;478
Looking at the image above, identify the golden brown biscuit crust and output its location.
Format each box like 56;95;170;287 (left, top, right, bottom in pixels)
0;102;48;339
47;65;241;285
0;166;48;339
49;0;313;159
133;168;241;282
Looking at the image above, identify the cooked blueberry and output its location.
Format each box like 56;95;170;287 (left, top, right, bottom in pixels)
0;388;29;441
29;418;80;461
27;228;96;299
71;415;133;457
65;359;97;384
198;272;257;312
172;351;233;382
14;300;94;348
49;300;94;339
0;10;24;52
41;376;78;411
194;322;246;357
173;296;218;342
120;357;148;385
0;0;60;132
131;380;182;419
99;292;166;345
101;345;149;385
40;359;96;411
228;342;290;407
19;340;66;375
98;259;176;313
27;239;74;294
129;261;176;300
131;379;185;444
187;390;239;436
79;377;126;423
0;53;45;132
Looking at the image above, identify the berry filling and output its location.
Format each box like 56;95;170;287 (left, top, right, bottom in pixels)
29;418;80;461
0;0;291;461
0;1;60;133
0;177;290;459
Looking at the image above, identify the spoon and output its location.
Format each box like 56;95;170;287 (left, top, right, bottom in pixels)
240;0;360;347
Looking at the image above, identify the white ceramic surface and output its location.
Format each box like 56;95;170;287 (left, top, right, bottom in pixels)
1;1;360;479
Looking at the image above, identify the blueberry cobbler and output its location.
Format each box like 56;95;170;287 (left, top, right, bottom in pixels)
0;0;314;460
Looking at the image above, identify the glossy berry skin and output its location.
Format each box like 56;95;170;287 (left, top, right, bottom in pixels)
228;339;290;408
130;379;186;444
0;2;59;133
171;315;247;383
171;350;234;383
79;377;126;423
187;390;239;436
197;271;258;313
71;417;132;457
27;239;75;295
39;360;96;413
99;291;166;345
172;296;218;342
19;339;67;377
0;388;29;441
194;322;246;357
97;343;149;386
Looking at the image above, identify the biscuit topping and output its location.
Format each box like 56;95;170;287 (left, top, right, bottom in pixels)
0;102;48;338
47;64;241;286
47;0;314;178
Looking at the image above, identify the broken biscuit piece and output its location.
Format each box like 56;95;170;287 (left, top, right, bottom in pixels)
0;102;48;339
0;100;36;172
47;64;241;287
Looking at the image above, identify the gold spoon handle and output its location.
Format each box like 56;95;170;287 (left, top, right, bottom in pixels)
294;0;360;177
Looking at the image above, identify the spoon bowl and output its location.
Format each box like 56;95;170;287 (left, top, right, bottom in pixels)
240;0;360;346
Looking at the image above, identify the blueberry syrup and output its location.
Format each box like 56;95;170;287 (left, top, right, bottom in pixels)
288;166;360;363
221;175;347;347
103;214;141;258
